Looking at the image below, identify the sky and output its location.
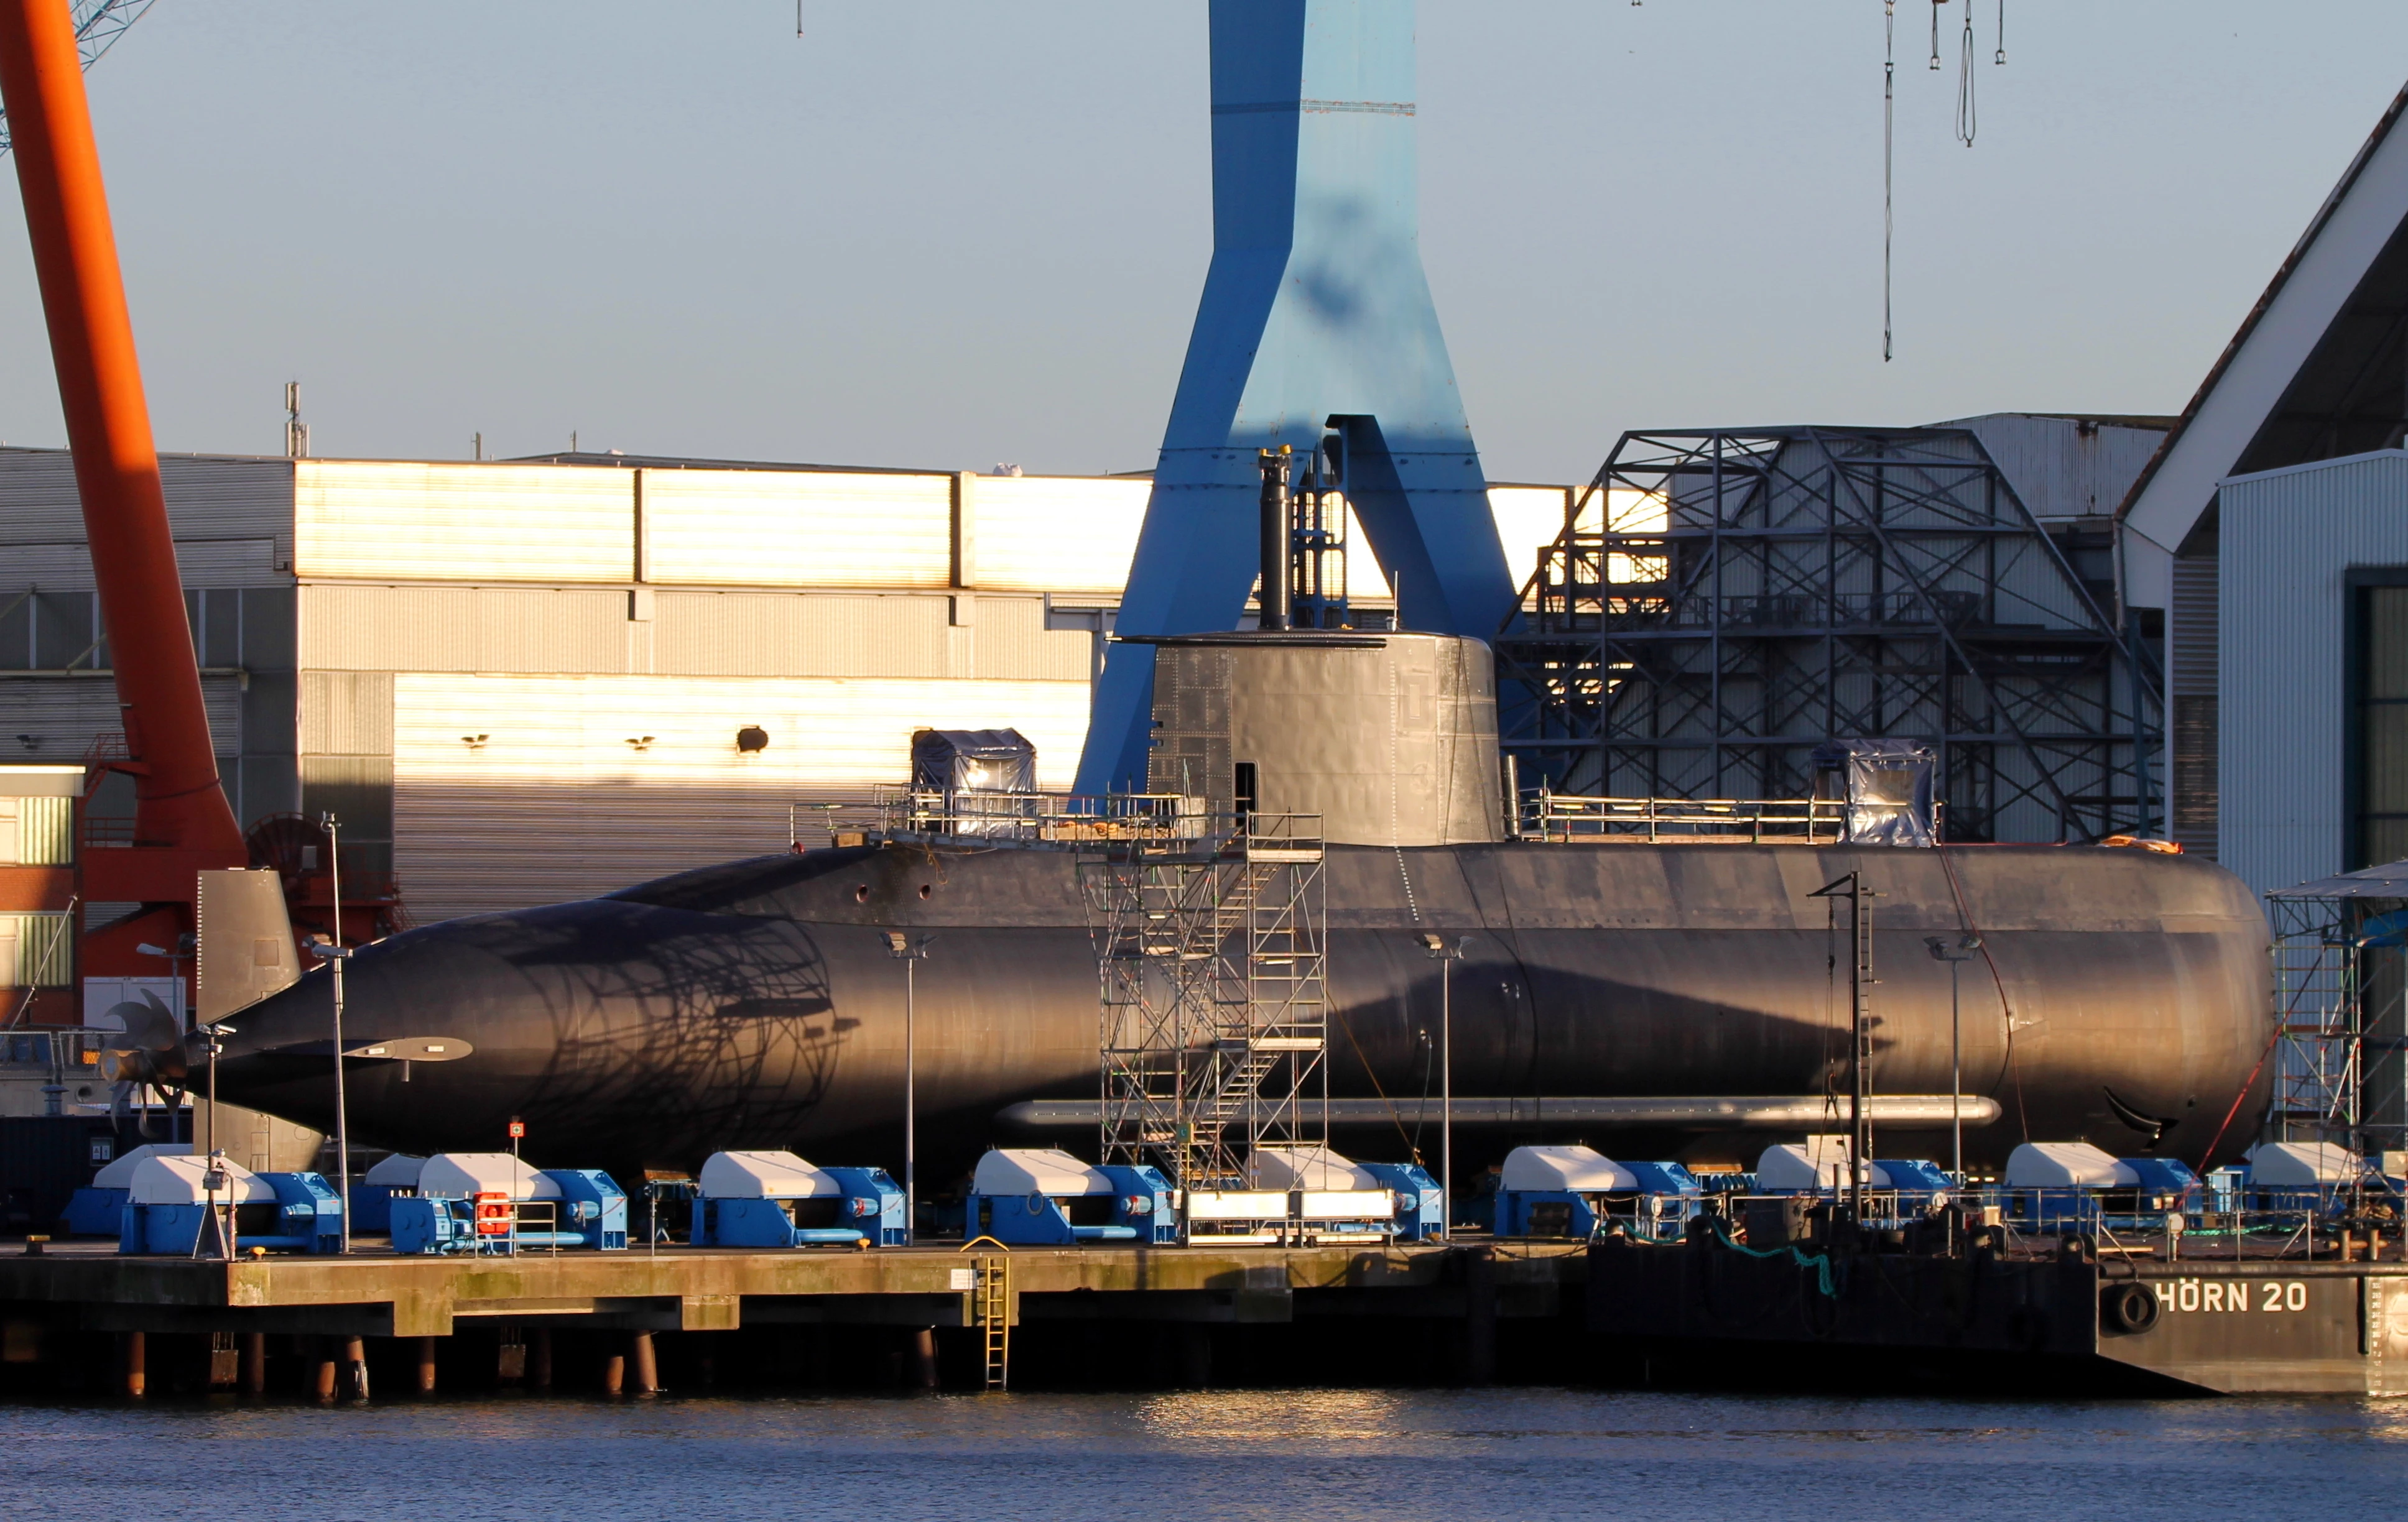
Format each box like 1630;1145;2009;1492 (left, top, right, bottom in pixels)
0;1;2405;485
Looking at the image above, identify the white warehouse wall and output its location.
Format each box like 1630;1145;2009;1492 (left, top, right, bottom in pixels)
2218;449;2408;898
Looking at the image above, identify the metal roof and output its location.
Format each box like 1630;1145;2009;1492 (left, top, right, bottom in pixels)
2120;78;2408;551
2265;858;2408;900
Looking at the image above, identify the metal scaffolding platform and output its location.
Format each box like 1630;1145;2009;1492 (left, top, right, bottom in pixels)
2266;875;2408;1157
1080;812;1327;1192
1496;427;2162;844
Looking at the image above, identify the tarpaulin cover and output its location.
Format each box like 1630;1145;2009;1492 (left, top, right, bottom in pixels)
1814;738;1936;847
910;729;1036;796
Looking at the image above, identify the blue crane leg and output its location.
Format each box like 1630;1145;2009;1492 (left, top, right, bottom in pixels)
1075;0;1515;793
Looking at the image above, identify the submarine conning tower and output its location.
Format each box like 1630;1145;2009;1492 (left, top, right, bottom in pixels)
1139;630;1506;847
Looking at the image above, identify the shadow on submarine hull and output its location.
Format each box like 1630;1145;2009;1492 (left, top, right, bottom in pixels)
215;840;2274;1183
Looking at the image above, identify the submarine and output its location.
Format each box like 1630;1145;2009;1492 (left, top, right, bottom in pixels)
209;632;2275;1184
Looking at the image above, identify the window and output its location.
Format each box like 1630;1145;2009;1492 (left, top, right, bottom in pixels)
2353;582;2408;868
0;911;72;989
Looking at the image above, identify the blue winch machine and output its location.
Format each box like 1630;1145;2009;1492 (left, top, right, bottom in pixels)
692;1150;906;1247
2241;1141;2388;1218
966;1148;1177;1245
2000;1142;2205;1231
388;1153;627;1254
1493;1145;1701;1240
1244;1145;1443;1242
1754;1142;1955;1222
63;1143;185;1237
350;1153;425;1235
117;1153;343;1255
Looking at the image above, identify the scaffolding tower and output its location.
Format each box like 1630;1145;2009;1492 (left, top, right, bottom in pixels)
1496;427;2162;844
2266;869;2408;1159
1080;811;1327;1191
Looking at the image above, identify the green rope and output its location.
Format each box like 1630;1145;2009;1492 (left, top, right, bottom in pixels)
1698;1216;1845;1299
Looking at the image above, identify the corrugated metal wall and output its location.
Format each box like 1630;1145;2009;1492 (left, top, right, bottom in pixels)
1940;414;2167;520
640;469;953;589
296;462;635;583
0;449;294;561
2220;450;2408;897
0;675;245;759
970;474;1148;595
300;584;634;673
1488;486;1575;594
392;673;1093;919
2171;553;2220;857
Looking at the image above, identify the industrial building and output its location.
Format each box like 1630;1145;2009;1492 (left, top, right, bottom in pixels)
2121;79;2408;888
1499;415;2173;846
0;445;1573;929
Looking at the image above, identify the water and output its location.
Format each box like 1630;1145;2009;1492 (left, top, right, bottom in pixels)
1;1388;2402;1520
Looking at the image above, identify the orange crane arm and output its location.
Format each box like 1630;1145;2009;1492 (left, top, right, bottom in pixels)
0;0;243;869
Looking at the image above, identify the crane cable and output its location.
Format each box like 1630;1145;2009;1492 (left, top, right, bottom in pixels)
1956;0;1978;146
1883;2;1895;363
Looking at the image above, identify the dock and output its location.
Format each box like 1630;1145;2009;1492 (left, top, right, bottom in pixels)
0;1238;1590;1398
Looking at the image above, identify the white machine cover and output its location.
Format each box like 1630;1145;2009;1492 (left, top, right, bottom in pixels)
2004;1142;2137;1188
1756;1140;1878;1191
419;1153;560;1201
700;1150;837;1199
91;1143;188;1190
1248;1145;1378;1191
2248;1140;2360;1185
361;1153;427;1188
1501;1145;1638;1194
126;1153;275;1206
973;1148;1109;1196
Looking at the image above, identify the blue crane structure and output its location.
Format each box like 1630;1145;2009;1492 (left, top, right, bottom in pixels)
1072;0;1517;795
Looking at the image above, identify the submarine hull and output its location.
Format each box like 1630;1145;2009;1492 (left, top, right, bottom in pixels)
215;840;2273;1183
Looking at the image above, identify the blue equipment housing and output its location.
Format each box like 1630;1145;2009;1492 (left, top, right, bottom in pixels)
1874;1159;1956;1202
1999;1142;2198;1231
1359;1161;1444;1242
1492;1146;1700;1241
690;1151;907;1247
63;1143;187;1237
967;1148;1178;1246
387;1154;627;1255
117;1158;343;1255
2241;1142;2378;1218
348;1153;427;1235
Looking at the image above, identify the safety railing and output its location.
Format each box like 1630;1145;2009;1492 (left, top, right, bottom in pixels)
1517;789;1847;844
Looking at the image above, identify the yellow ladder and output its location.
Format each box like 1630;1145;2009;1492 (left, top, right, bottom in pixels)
976;1255;1011;1391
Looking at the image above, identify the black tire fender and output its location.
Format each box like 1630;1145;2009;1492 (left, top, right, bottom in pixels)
2105;1280;2160;1335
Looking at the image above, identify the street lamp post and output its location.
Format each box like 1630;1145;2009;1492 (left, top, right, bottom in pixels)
884;931;932;1243
1418;933;1469;1240
313;811;354;1253
1924;934;1983;1181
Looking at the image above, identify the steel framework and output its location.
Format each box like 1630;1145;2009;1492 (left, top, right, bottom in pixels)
1081;812;1327;1192
2266;889;2408;1157
1497;427;2162;844
0;1;158;157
